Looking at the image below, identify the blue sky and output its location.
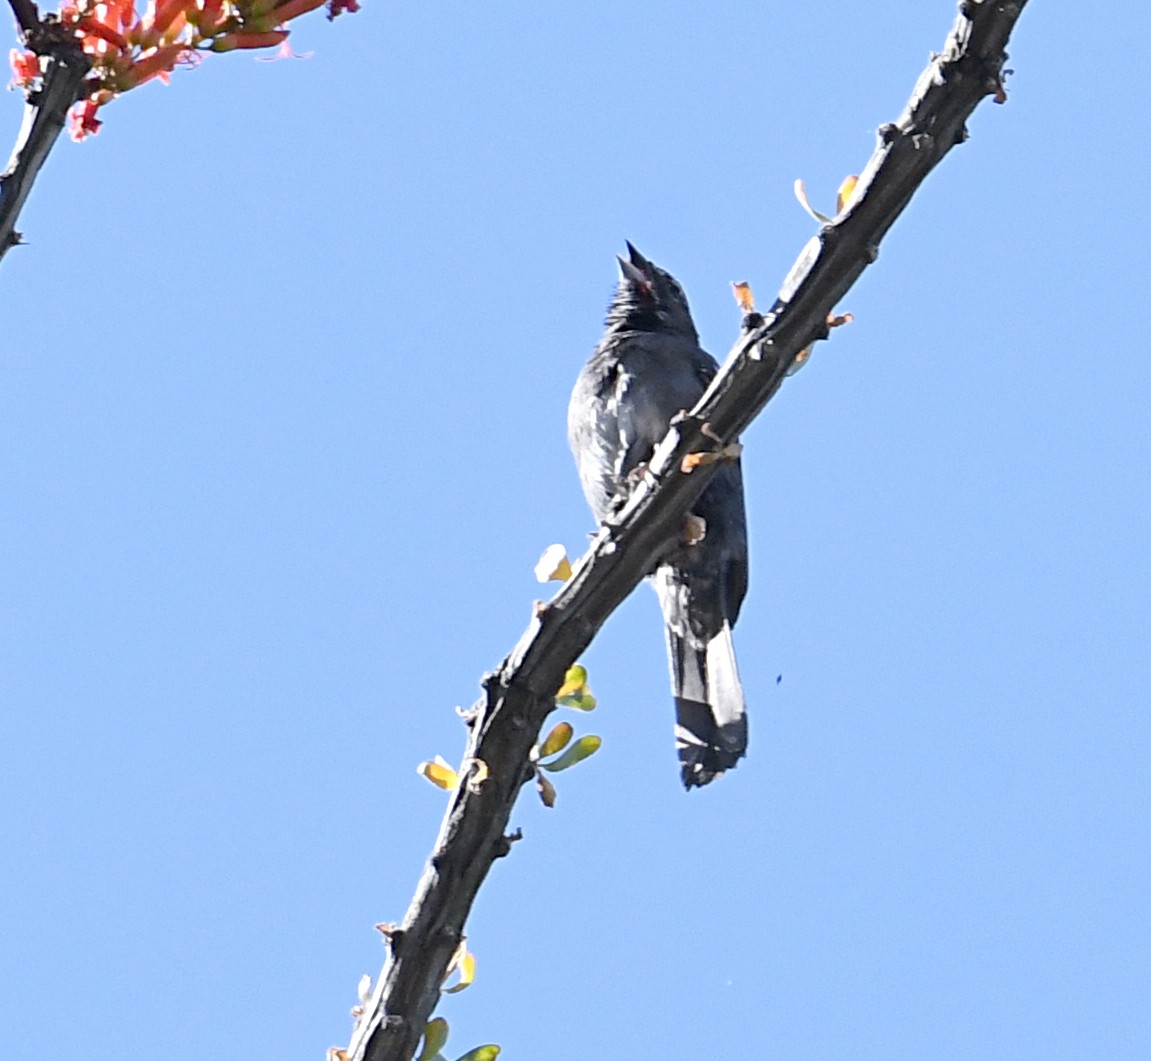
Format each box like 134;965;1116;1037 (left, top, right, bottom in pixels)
2;2;1149;1058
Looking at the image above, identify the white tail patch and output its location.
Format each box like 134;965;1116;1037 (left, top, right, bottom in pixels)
706;622;744;727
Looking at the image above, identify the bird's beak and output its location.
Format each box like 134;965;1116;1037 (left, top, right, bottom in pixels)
617;254;649;286
625;241;651;271
618;241;654;288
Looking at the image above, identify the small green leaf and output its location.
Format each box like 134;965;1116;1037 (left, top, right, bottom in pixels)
556;690;597;711
419;1017;449;1061
540;734;602;772
537;721;573;758
453;1046;501;1061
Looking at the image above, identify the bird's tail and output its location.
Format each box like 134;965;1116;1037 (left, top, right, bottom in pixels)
666;621;747;789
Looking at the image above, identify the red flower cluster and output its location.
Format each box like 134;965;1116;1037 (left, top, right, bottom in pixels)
8;48;40;88
9;0;362;139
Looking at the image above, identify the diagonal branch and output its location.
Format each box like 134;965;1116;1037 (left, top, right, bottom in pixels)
7;0;40;36
345;3;1030;1059
0;20;90;265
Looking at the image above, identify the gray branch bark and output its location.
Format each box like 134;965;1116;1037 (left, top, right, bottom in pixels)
0;14;90;265
345;2;1031;1059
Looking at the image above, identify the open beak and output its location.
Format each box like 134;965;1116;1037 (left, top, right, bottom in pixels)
617;241;655;289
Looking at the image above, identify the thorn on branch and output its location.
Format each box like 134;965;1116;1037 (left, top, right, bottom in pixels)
493;828;523;858
375;923;405;953
698;422;723;445
988;67;1009;104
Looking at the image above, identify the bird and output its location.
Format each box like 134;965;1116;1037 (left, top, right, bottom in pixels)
567;242;749;788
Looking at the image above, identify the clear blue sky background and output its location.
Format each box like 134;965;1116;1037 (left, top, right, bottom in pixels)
2;2;1148;1058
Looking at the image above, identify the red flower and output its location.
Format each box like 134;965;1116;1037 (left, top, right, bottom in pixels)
69;99;103;141
126;42;185;85
9;48;40;88
327;0;359;20
142;0;193;38
76;14;130;54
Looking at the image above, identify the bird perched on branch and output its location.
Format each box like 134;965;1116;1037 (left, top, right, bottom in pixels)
568;243;749;788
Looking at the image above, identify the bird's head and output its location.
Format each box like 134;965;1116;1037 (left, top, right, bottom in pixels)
606;242;698;339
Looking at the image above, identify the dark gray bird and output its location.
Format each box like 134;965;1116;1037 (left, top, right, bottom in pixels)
568;243;749;788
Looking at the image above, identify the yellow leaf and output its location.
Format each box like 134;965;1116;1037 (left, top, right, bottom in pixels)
417;755;459;791
556;664;588;699
680;450;717;472
534;544;572;583
794;178;832;224
538;721;574;758
836;174;859;215
443;951;476;994
455;1048;502;1061
731;281;756;314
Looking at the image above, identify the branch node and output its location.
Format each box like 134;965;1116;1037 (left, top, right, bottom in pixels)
440;926;464;947
878;122;899;144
